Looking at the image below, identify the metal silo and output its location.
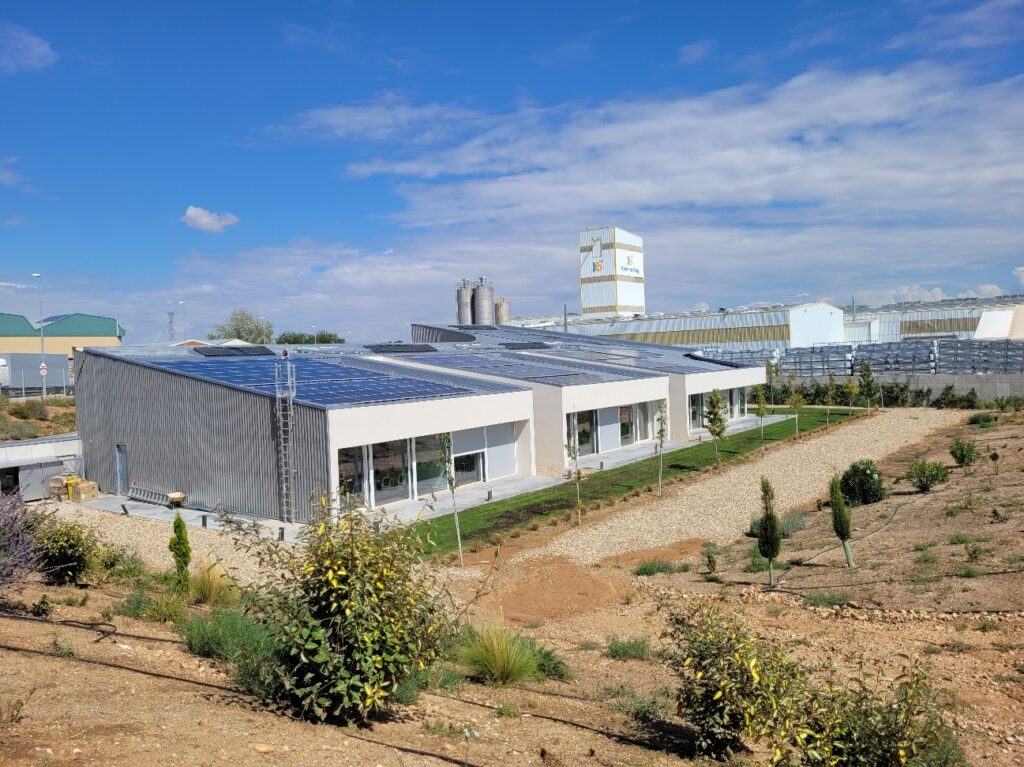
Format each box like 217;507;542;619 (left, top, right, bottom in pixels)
494;297;511;325
456;280;474;324
472;277;495;325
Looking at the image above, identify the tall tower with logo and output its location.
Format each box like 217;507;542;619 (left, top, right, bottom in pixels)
578;226;646;319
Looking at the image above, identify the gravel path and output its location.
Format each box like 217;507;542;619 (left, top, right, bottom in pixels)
52;502;264;584
518;409;965;565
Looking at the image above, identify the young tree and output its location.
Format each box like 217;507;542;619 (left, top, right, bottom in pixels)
565;418;583;524
168;512;192;592
824;373;837;429
843;378;859;415
765;360;780;412
786;373;806;438
276;331;344;345
655;400;668;496
757;477;782;587
829;474;855;568
754;384;768;454
208;308;274;344
858;359;878;410
703;389;728;464
438;433;464;566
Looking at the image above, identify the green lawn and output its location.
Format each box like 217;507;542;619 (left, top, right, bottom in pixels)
415;406;866;554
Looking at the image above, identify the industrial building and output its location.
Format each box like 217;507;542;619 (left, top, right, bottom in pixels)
0;312;125;357
578;226;646;319
74;325;763;522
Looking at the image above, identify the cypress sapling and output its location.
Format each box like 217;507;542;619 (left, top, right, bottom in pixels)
168;512;192;592
756;476;782;587
829;474;855;568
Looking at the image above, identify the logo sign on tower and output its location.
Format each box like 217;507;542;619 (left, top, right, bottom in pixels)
39;362;48;377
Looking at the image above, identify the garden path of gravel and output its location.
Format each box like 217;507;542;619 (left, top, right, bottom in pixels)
519;409;966;565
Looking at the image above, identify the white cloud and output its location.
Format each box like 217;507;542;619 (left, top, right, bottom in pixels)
2;214;26;227
888;0;1024;51
282;94;487;144
0;281;27;292
1015;267;1024;286
0;156;23;187
0;20;58;75
958;283;1007;298
282;23;343;52
677;40;715;65
180;205;239;233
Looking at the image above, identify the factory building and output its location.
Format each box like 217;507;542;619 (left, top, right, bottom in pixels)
75;326;762;522
844;295;1024;344
578;226;646;319
509;302;844;352
0;312;125;357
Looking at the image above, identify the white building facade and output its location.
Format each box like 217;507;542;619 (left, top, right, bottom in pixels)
579;226;646;319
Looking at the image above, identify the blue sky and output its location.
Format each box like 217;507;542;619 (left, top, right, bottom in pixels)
1;0;1022;341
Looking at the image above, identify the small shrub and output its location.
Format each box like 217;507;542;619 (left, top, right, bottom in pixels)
92;544;146;585
915;553;937;565
528;519;541;531
37;522;94;585
509;527;523;539
906;461;950;492
488;533;504;547
605;635;650;661
181;609;278;698
954;564;980;578
42;630;74;658
433;666;464;692
968;412;996;426
144;593;187;623
949;438;980;467
633;559;690;576
913;541;937;552
168;513;191;592
116;587;154;618
840;459;887;505
495;703;520;718
805;591;851;608
947;533;972;545
467;537;483;552
612;688;673;725
546;517;559;527
458;624;538;684
945;503;967;517
8;400;48;421
744;544;769;573
529;642;572;681
0;493;45;587
0;688;34;726
30;595;52;617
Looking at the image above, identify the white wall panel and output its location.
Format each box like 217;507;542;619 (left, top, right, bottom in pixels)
485;422;516;479
596;407;620;453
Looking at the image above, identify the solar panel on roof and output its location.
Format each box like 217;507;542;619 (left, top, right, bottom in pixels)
193;346;236;357
365;343;437;354
500;342;551;350
235;345;276;356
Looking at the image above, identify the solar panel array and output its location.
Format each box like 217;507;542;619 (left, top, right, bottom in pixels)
193;345;275;357
364;343;437;354
134;355;480;408
405;351;657;386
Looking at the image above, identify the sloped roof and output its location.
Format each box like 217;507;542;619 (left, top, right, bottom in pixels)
0;313;38;337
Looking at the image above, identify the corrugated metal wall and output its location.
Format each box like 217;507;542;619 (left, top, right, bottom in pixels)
75;351;329;520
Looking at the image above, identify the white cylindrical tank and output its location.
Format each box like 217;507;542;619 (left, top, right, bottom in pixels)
495;297;511;324
472;277;495;325
456;280;474;324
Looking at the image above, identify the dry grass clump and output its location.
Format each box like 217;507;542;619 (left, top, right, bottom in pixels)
528;520;541;531
488;533;505;547
191;555;239;607
546;516;560;527
509;527;523;539
467;538;483;553
458;625;538;685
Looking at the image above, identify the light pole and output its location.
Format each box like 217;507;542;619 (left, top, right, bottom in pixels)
32;273;45;398
312;324;318;344
178;300;187;341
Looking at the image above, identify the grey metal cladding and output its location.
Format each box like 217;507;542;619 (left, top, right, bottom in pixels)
75;351;329;520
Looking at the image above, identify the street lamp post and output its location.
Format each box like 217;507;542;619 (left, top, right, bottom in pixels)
312;324;318;345
32;273;45;398
178;300;187;341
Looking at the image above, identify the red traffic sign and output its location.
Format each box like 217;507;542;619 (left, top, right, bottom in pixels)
39;362;48;377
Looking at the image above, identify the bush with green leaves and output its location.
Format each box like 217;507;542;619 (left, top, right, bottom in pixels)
949;438;980;467
1;493;48;587
906;461;950;492
218;499;450;721
968;412;996;426
757;477;782;586
840;459;887;506
37;521;94;585
661;601;965;765
7;400;49;421
830;474;855;568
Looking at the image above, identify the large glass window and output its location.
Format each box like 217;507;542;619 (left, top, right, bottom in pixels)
576;411;596;455
338;447;365;500
690;394;704;429
415;435;445;497
637;401;651;441
372;439;410;505
619;405;635;446
454;452;484;486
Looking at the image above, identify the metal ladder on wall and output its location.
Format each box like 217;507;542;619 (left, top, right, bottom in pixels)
274;359;297;523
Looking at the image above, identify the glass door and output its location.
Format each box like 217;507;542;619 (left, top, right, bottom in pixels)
414;435;445;497
636;401;651;441
619;405;635;446
338;446;365;501
454;452;485;486
690;394;704;429
371;439;410;506
576;411;596;455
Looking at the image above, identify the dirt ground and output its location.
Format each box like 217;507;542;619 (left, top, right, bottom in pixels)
2;409;1023;766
